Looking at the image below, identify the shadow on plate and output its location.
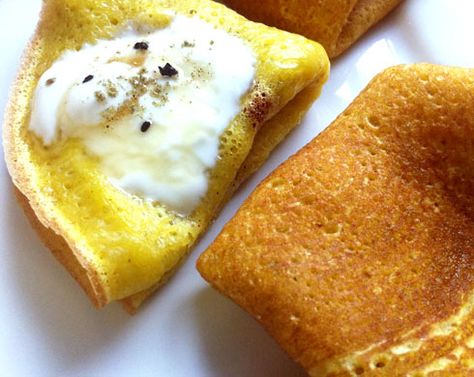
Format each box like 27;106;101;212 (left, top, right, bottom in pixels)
191;286;307;377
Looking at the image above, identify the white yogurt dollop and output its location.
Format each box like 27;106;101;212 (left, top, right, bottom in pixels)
30;15;256;215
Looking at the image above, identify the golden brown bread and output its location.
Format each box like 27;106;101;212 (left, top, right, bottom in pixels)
197;64;474;376
222;0;403;58
3;0;329;311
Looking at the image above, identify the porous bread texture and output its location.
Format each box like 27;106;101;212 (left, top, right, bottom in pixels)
197;64;474;376
3;0;329;310
222;0;403;58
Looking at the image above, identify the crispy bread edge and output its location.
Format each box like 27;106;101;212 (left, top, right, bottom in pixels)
333;0;403;58
14;188;107;308
2;4;110;307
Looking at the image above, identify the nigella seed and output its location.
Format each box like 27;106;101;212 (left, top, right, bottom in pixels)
159;63;178;77
82;75;94;83
133;41;149;50
140;121;151;132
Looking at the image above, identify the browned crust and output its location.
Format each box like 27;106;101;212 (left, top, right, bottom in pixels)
197;64;474;375
14;188;107;307
334;0;403;57
223;0;403;58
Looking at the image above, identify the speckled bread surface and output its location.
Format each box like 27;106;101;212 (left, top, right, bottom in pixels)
197;64;474;376
3;0;329;311
223;0;403;58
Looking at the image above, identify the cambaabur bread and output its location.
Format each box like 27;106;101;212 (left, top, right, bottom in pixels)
3;0;329;312
223;0;403;58
198;64;474;376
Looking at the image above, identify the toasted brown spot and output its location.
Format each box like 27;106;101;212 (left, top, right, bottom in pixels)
244;89;271;127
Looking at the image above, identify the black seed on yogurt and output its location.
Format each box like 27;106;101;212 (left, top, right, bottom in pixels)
133;41;149;50
140;121;151;132
82;75;94;83
159;63;178;77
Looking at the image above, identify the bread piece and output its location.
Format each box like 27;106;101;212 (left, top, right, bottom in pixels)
222;0;403;58
3;0;329;310
198;64;474;376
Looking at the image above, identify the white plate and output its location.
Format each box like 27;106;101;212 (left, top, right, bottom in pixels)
1;1;473;376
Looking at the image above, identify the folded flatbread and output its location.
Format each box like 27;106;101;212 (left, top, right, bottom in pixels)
3;0;329;312
198;64;474;375
223;0;403;58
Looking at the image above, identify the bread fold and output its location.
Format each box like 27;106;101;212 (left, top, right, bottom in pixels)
3;0;329;310
198;64;474;376
223;0;403;58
